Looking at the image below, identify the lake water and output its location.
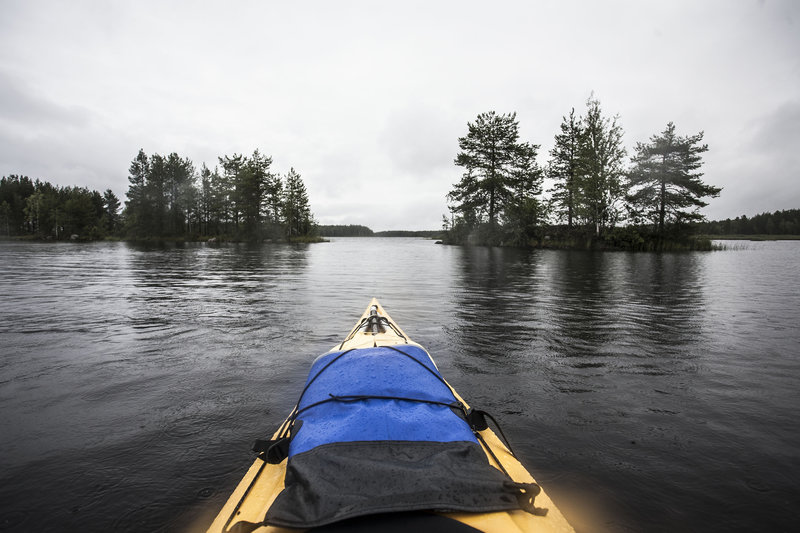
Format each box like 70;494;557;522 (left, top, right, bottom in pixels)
1;238;798;532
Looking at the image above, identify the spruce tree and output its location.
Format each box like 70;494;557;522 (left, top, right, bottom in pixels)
102;189;121;235
125;149;149;238
548;108;583;228
282;168;313;238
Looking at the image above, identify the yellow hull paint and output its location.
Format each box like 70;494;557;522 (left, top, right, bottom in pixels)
207;299;574;533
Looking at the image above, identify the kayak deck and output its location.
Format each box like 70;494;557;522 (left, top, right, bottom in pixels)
335;299;418;352
207;299;573;533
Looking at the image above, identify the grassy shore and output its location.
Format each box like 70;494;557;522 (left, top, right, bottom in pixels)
703;235;800;241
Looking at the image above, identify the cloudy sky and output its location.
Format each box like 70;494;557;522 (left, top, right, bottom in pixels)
1;0;797;230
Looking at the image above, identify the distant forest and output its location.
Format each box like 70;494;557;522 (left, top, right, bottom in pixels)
696;209;800;236
317;224;374;237
316;225;442;238
0;175;117;240
374;230;442;238
1;148;319;242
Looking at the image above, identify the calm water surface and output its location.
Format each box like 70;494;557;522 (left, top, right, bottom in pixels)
1;238;798;532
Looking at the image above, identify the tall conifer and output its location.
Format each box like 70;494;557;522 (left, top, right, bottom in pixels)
627;122;720;235
449;111;532;227
548;108;583;228
282;168;313;238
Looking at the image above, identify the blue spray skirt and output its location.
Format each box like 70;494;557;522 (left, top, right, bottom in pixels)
289;345;477;456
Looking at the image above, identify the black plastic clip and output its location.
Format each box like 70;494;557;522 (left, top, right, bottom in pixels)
252;437;290;464
516;482;548;516
465;408;489;431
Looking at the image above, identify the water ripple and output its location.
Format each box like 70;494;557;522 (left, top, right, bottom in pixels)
1;240;799;532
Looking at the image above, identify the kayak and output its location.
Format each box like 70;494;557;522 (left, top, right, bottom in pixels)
207;299;574;532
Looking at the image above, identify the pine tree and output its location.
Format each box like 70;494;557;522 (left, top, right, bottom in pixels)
627;122;721;235
244;149;273;233
218;153;245;231
198;164;214;236
449;111;524;227
204;165;226;234
147;154;168;237
504;141;545;245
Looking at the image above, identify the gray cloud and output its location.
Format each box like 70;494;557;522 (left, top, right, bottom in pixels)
379;105;462;177
749;101;800;155
714;100;800;217
0;70;91;128
1;0;799;229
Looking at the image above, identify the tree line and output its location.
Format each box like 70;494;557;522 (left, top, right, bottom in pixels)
1;175;120;239
316;226;445;238
317;224;374;237
444;95;723;249
1;149;318;242
697;209;800;236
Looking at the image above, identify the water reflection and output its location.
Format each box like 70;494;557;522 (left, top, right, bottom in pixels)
545;251;707;376
546;251;621;362
442;247;717;533
449;245;544;375
124;242;312;337
449;247;707;380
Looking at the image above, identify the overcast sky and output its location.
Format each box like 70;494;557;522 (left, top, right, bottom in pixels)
1;0;798;230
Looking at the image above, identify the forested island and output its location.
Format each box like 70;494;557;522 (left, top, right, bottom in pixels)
316;225;374;237
1;149;320;243
441;96;725;250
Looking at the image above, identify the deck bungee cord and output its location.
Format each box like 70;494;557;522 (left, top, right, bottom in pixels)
339;314;408;350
